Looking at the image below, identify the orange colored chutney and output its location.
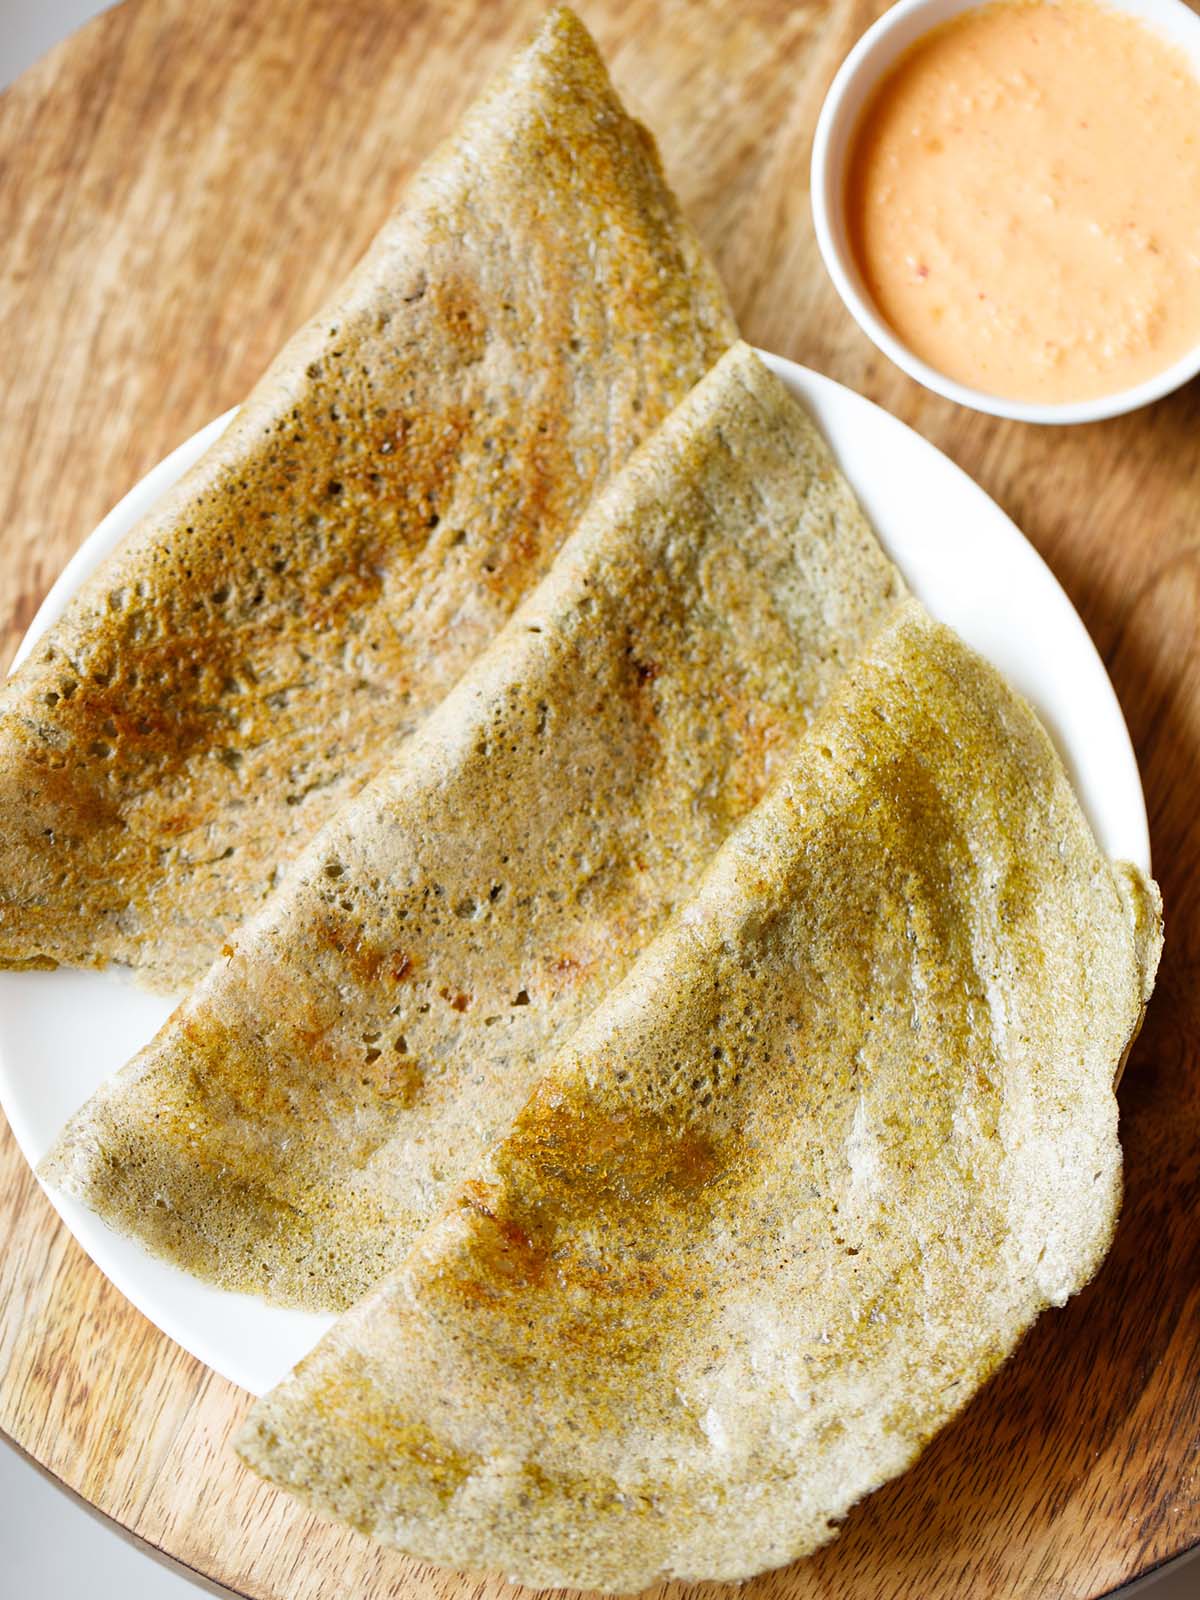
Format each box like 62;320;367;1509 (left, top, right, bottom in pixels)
845;0;1200;403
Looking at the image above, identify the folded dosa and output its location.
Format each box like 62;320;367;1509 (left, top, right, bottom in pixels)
238;600;1161;1590
0;6;735;989
40;344;902;1310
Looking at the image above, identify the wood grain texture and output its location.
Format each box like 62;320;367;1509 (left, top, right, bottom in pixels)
0;2;1196;1596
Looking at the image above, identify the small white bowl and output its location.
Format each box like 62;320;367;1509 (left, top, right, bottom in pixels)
810;0;1200;424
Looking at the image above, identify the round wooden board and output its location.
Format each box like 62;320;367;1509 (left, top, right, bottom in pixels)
1;1;1197;1595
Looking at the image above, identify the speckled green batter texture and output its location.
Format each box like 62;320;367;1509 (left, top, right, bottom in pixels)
238;601;1161;1591
0;7;736;988
39;344;903;1309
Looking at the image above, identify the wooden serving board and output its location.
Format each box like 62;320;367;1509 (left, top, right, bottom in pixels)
1;2;1197;1595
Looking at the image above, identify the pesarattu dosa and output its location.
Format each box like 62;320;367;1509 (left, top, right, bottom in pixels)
237;600;1161;1590
0;6;735;989
40;344;903;1309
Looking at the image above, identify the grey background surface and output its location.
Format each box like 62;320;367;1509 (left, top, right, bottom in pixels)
0;1;1195;1595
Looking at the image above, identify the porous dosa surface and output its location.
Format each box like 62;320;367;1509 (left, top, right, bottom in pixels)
40;344;903;1309
0;6;736;988
238;601;1162;1591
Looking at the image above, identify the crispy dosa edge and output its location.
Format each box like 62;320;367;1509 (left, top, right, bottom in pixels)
0;6;736;987
236;601;1161;1590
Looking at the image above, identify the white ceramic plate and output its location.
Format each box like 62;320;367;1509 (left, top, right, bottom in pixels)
0;350;1151;1397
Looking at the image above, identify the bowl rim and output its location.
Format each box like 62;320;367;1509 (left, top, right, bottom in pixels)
809;0;1200;425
